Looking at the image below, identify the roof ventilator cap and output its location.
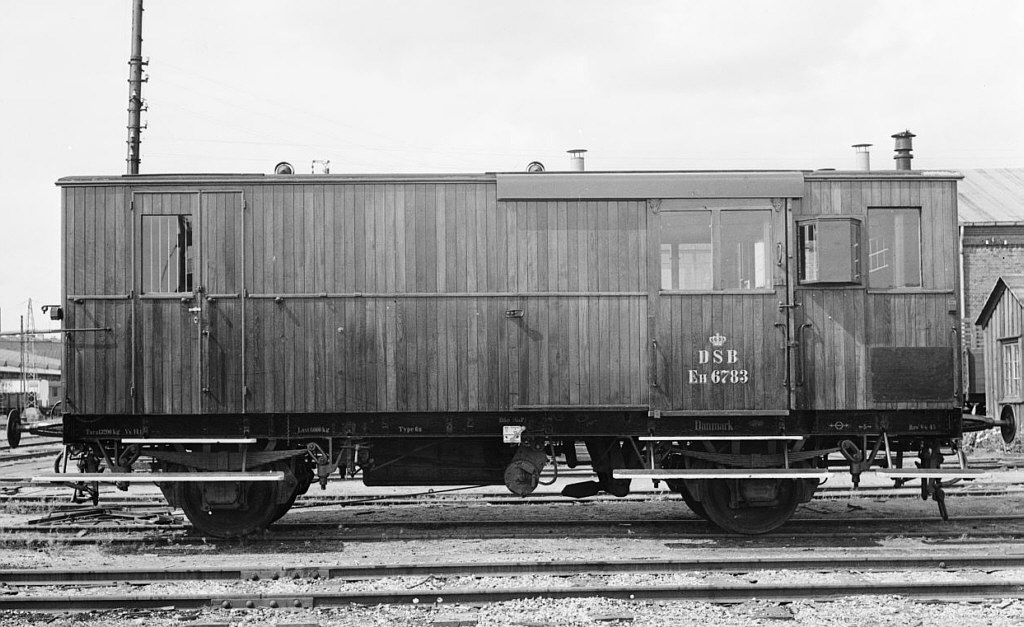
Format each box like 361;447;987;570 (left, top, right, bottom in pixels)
852;143;872;171
567;149;587;172
892;131;915;171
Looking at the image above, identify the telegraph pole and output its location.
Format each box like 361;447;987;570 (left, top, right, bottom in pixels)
126;0;146;174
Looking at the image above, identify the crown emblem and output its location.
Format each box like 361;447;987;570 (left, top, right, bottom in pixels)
709;333;727;347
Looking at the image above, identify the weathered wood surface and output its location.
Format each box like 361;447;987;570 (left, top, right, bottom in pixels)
60;173;962;417
796;177;960;410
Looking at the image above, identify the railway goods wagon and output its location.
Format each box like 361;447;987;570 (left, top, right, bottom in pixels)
55;155;970;537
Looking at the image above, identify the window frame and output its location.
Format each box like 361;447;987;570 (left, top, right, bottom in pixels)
796;216;863;285
1001;337;1023;402
659;200;776;294
866;207;923;290
140;214;195;295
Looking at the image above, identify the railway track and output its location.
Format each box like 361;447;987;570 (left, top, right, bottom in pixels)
5;554;1024;585
2;478;1023;507
2;578;1023;611
4;513;1024;545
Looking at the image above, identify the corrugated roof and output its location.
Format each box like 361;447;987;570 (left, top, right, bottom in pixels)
976;275;1024;327
958;169;1024;224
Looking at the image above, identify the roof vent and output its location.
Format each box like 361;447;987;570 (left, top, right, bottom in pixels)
274;162;295;175
526;161;546;173
567;149;587;172
852;144;872;171
892;130;915;171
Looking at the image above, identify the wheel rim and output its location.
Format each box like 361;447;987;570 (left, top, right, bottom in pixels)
270;489;299;524
179;479;281;538
677;484;708;521
700;478;801;535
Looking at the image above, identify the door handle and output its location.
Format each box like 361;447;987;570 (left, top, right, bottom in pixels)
187;307;202;313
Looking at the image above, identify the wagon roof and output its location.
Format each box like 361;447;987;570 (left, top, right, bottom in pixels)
56;168;962;196
976;274;1024;327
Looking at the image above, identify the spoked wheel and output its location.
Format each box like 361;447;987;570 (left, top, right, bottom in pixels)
700;477;802;535
179;478;283;538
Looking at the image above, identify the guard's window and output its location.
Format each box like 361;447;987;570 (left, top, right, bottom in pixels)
1003;340;1022;400
721;211;771;289
661;211;712;290
798;218;862;284
142;215;194;293
868;208;921;288
660;208;772;291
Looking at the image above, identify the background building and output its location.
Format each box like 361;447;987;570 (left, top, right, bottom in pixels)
959;169;1024;408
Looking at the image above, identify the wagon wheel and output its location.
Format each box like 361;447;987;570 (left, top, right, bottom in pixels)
677;483;709;521
695;441;804;535
178;474;283;539
269;460;313;525
700;477;801;535
661;450;709;521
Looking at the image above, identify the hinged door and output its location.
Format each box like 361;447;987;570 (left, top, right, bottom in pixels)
648;198;792;414
133;191;245;414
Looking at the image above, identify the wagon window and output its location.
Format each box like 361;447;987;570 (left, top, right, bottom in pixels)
721;210;772;289
1003;340;1022;400
797;218;862;284
867;208;921;288
661;211;712;290
142;215;194;294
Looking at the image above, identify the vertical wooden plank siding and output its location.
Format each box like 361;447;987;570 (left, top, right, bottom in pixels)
64;179;661;414
795;177;959;410
62;186;132;415
505;199;648;408
981;292;1023;412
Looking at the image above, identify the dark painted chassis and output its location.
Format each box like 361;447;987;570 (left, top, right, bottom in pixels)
63;410;963;443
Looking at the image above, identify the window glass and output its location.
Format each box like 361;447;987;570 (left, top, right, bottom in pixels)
1003;340;1022;399
868;208;921;288
798;222;818;282
661;211;712;290
721;210;772;289
142;215;193;293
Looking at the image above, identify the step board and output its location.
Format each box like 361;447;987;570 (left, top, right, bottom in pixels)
613;468;831;480
873;469;990;480
32;472;285;483
121;438;257;445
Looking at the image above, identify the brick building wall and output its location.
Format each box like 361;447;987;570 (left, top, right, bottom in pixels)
962;226;1024;323
961;225;1024;402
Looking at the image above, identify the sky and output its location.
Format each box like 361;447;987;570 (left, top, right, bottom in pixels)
1;0;1023;332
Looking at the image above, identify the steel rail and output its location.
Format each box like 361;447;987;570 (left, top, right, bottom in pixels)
12;510;1024;528
4;524;1024;546
9;512;1024;532
2;482;1024;506
5;554;1024;586
2;580;1024;611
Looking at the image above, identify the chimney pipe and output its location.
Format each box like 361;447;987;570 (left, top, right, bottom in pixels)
892;130;915;171
567;149;587;172
852;144;872;171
